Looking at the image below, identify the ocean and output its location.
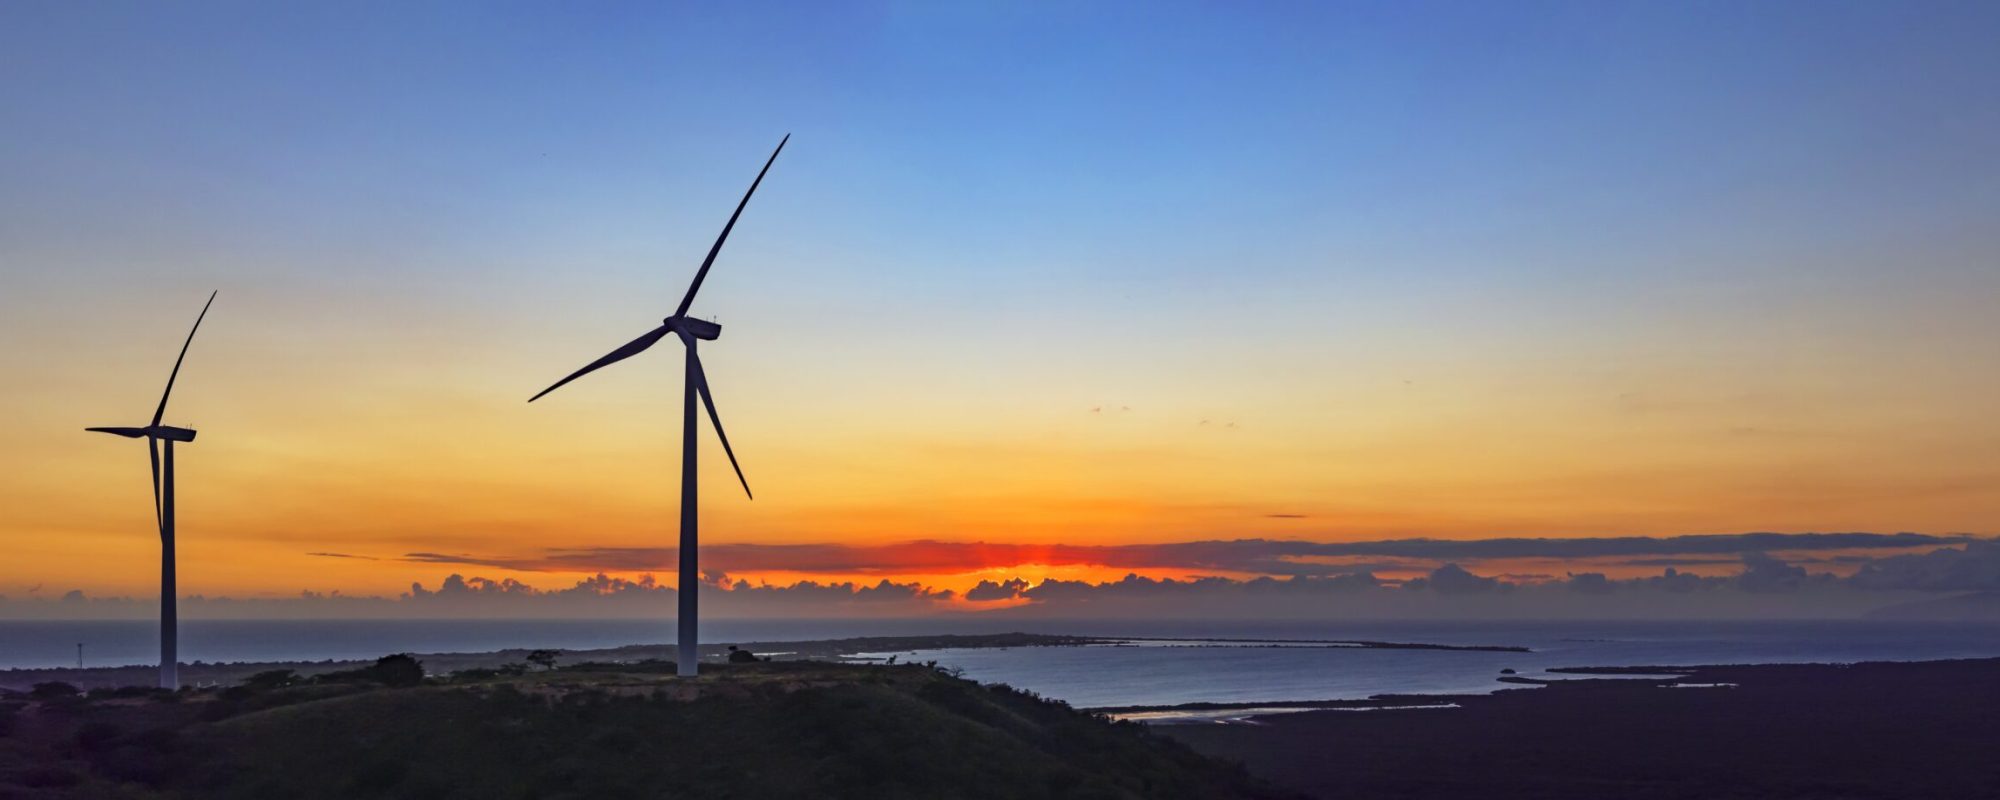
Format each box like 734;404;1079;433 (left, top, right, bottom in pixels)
7;618;2000;708
864;619;2000;707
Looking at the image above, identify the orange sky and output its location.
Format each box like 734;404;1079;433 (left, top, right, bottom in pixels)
4;277;1996;600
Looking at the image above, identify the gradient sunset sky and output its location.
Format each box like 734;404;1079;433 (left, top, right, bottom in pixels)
3;2;1997;604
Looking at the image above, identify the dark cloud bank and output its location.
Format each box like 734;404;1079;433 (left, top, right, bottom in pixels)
400;532;1971;577
8;535;2000;621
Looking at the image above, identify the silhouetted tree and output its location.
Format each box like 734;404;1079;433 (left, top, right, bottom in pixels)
526;649;560;671
369;654;425;687
319;654;426;686
727;646;759;663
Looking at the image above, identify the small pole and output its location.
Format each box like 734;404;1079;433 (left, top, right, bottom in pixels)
77;643;84;669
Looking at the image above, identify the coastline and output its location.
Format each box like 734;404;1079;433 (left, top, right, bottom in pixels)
0;631;1522;692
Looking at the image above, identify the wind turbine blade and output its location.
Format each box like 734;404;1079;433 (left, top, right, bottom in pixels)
674;134;789;318
84;427;149;438
148;438;163;536
153;291;218;426
528;324;674;402
690;351;752;500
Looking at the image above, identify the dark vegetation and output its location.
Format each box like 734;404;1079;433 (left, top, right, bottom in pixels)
1165;657;2000;799
0;656;1287;800
313;654;426;687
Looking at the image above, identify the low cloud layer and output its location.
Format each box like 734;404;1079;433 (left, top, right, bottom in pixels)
397;532;1973;578
14;541;2000;622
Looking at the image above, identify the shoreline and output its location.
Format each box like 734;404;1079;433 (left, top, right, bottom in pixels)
1104;656;2000;722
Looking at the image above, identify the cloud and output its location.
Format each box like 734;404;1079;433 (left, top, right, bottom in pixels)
1736;552;1818;593
1403;564;1505;594
396;532;1977;577
307;552;380;561
1640;567;1714;593
13;547;1999;621
965;578;1030;601
1020;571;1383;607
1848;541;2000;591
1611;557;1752;567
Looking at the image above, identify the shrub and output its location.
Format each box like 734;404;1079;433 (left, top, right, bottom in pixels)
87;685;159;700
31;681;80;700
242;669;300;690
320;654;426;687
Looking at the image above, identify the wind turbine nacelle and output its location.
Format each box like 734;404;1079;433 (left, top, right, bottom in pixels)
149;425;198;442
671;317;723;341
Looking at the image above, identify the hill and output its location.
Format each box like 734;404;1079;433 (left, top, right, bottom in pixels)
0;659;1289;799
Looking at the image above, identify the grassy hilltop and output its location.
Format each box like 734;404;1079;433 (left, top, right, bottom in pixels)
0;658;1288;800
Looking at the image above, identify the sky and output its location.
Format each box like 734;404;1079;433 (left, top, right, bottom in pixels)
2;1;1998;618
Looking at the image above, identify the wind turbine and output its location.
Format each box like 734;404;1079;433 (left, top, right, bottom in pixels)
529;136;784;677
86;291;217;690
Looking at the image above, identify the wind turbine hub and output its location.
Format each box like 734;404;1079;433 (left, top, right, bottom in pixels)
669;316;723;341
151;425;198;442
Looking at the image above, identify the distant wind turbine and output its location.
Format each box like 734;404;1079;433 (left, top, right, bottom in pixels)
86;291;217;690
529;136;785;677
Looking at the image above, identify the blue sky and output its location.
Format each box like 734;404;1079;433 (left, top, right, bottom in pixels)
7;2;1994;311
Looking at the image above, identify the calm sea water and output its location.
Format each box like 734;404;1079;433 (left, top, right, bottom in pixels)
873;620;2000;707
7;618;2000;708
